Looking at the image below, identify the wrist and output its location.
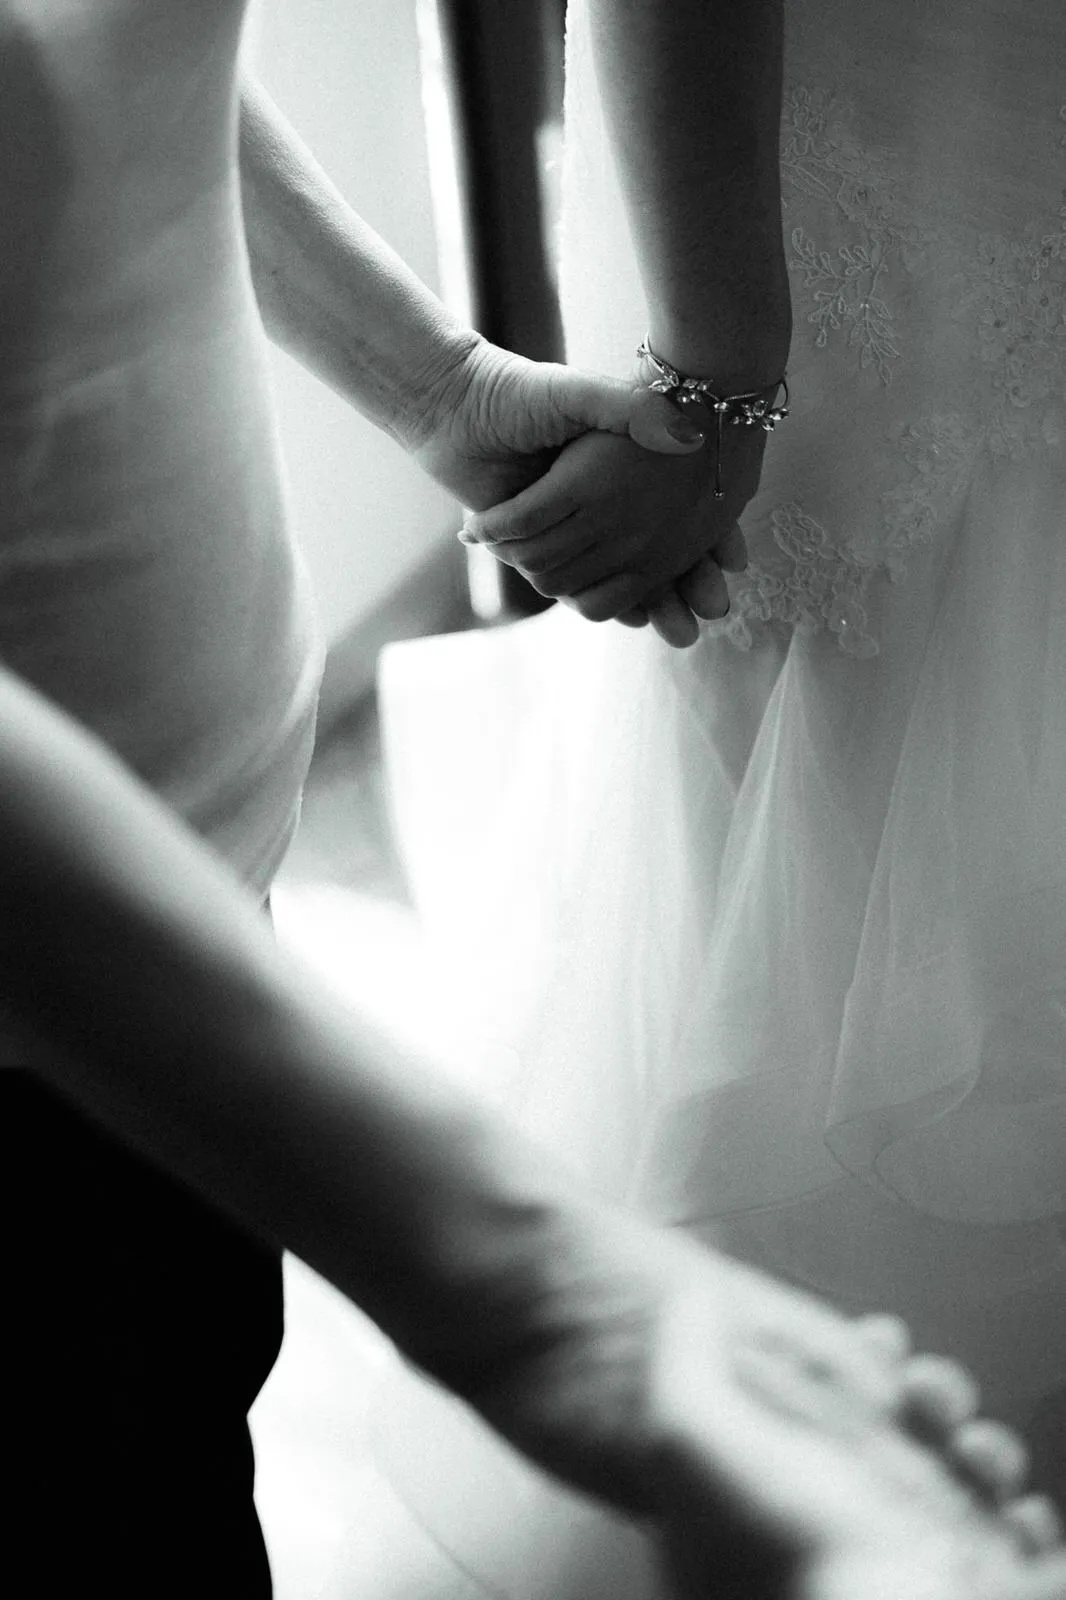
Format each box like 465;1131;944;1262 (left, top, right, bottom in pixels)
388;321;485;456
635;336;790;500
459;1201;692;1516
645;267;793;392
643;310;792;394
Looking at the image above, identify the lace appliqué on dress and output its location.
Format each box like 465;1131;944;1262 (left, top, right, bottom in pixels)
951;216;1066;459
725;502;880;658
877;414;977;578
724;87;1066;658
724;414;975;659
781;87;934;385
946;90;1066;458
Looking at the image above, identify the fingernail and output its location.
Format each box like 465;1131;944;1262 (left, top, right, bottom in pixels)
458;528;476;546
665;413;705;445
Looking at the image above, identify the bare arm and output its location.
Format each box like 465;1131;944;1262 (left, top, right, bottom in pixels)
5;670;1042;1591
237;73;699;548
458;2;792;640
588;0;791;386
0;661;900;1528
0;664;586;1400
238;75;479;452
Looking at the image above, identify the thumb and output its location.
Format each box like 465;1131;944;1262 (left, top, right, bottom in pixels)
629;386;708;455
551;365;636;435
552;366;707;454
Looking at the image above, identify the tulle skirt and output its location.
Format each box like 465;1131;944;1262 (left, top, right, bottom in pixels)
372;0;1066;1587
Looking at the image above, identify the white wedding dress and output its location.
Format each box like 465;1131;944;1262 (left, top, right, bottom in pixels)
371;0;1066;1590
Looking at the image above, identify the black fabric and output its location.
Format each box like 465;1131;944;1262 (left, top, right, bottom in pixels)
1;1068;283;1596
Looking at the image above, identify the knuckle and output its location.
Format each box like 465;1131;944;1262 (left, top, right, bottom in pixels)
480;524;518;548
582;579;644;622
487;544;522;572
577;593;616;623
477;515;529;547
463;507;496;538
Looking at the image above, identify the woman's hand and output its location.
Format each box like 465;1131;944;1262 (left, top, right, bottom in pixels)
462;1211;1066;1600
465;1213;905;1516
413;337;774;647
410;334;707;515
410;336;753;643
460;421;763;643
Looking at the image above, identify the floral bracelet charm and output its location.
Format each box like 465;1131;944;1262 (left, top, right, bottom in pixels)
637;339;790;499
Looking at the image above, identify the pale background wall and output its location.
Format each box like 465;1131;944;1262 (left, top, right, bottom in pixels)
243;0;462;645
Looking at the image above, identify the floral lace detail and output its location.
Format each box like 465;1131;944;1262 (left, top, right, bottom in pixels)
948;78;1066;456
725;85;1066;658
781;87;936;384
950;218;1066;459
726;415;978;659
781;85;1066;442
947;96;1066;458
788;230;900;382
877;414;978;578
725;504;880;658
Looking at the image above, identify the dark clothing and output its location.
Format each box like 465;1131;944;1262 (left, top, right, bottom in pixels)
2;1069;282;1597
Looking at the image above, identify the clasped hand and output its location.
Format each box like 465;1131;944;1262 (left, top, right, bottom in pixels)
411;336;770;649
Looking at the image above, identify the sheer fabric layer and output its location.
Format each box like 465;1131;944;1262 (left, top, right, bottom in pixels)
374;2;1066;1592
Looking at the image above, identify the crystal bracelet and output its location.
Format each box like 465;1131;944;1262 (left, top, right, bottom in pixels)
637;339;790;499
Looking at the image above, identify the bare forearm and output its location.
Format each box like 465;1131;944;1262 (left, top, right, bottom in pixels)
0;668;584;1394
588;0;790;384
238;75;478;451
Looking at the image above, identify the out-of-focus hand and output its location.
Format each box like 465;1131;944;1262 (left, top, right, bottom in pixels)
464;1210;1066;1600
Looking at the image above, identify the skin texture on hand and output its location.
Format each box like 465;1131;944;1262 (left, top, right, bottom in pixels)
411;337;759;645
458;401;765;630
239;78;752;647
409;337;709;511
582;0;792;643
